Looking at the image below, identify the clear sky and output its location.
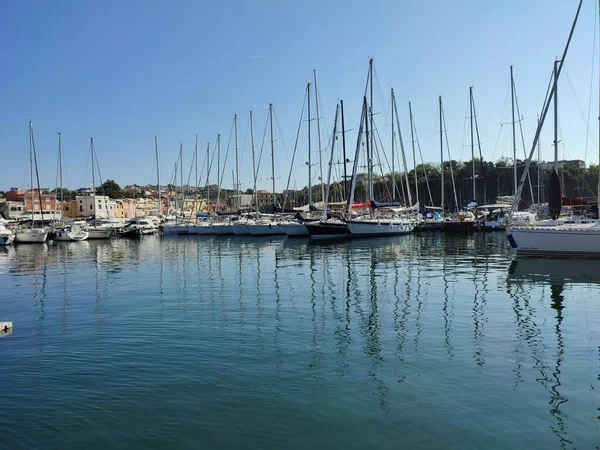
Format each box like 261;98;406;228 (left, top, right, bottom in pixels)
1;0;599;194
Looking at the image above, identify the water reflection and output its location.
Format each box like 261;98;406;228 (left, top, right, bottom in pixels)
1;235;600;448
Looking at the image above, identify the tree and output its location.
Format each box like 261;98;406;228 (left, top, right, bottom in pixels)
99;179;122;199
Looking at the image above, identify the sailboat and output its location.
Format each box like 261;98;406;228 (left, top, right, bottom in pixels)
163;143;190;235
53;133;89;242
84;138;113;239
507;0;600;256
344;60;414;237
15;122;49;244
0;220;15;245
248;104;285;236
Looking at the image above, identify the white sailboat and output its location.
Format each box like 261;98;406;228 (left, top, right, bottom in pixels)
345;60;414;237
84;137;113;239
163;143;191;235
15;122;48;244
52;133;89;242
507;0;600;256
248;104;284;236
0;218;15;245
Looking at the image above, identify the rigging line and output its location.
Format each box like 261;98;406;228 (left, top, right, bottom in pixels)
491;80;511;160
373;119;394;200
273;106;291;166
564;67;599;152
218;117;236;191
584;0;598;163
513;80;536;203
441;102;459;210
255;110;270;186
411;111;434;206
282;88;307;210
372;126;393;201
460;93;471;163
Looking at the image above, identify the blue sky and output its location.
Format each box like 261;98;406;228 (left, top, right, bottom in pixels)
1;0;599;193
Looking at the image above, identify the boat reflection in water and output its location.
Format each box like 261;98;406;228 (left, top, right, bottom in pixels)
507;257;600;285
506;257;600;449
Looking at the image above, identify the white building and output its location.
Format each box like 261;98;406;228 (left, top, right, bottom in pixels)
75;195;112;219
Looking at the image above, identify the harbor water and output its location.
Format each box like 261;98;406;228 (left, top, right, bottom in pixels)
1;233;599;449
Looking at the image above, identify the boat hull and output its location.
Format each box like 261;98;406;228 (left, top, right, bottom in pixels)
0;234;15;245
162;225;189;235
188;224;214;235
345;219;413;236
86;228;113;239
212;224;234;235
231;223;250;235
507;225;600;256
248;223;284;236
15;229;48;243
53;230;90;241
305;221;351;240
278;222;309;236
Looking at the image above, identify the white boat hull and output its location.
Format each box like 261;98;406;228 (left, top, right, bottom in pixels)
15;228;48;243
248;223;284;236
0;234;15;245
188;224;214;235
346;219;414;236
507;224;600;256
278;222;309;236
86;228;113;239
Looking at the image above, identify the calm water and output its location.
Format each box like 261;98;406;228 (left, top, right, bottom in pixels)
1;233;600;449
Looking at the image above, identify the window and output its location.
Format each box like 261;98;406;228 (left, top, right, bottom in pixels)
45;205;50;210
90;205;93;210
45;197;50;202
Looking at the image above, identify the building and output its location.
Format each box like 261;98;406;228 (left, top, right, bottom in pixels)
6;188;57;213
75;195;111;219
1;201;26;219
538;159;586;171
228;194;253;209
61;200;79;218
114;200;125;218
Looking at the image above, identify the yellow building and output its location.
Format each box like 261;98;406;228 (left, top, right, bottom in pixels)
61;200;79;218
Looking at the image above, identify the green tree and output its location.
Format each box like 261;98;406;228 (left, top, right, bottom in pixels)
99;179;122;199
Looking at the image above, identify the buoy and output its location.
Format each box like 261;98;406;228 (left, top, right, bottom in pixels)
0;322;13;335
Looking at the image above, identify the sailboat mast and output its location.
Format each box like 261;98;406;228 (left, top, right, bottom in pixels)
470;86;476;203
155;136;161;216
341;99;348;199
322;104;340;220
511;66;517;196
553;60;559;171
58;132;63;220
91;137;96;194
409;102;419;207
369;58;374;201
179;143;184;214
234;113;239;211
216;135;221;214
439;96;444;212
307;83;312;207
392;92;412;206
29;121;34;225
250;111;258;216
269;103;276;213
391;88;396;201
205;143;210;214
313;70;325;203
537;117;541;203
193;134;198;218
